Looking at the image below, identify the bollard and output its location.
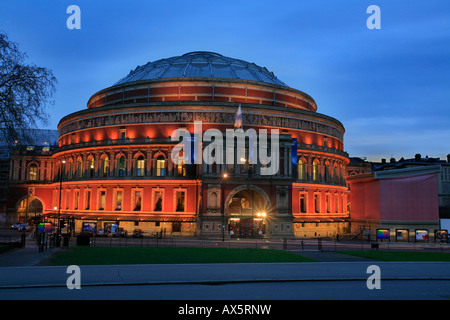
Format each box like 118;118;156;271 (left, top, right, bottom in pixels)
21;233;26;248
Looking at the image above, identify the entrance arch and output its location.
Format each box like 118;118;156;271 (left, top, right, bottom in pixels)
225;185;272;238
16;196;44;223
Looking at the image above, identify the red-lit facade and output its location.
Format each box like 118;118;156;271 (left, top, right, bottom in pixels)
6;52;349;238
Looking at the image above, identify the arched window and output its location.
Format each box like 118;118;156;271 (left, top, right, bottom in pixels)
28;164;38;181
156;156;165;177
298;160;305;180
89;158;95;178
102;156;109;177
136;156;145;177
177;161;186;177
312;161;318;182
77;159;83;179
68;161;73;180
118;155;126;177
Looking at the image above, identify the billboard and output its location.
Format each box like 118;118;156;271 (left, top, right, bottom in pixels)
415;229;429;241
376;229;389;240
396;229;409;241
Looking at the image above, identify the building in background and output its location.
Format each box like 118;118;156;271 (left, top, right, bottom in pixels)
5;51;350;238
346;154;450;242
0;129;58;224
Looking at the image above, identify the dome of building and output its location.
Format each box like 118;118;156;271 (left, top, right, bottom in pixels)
114;51;288;87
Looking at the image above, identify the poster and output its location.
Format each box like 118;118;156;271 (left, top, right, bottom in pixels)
376;229;389;240
415;230;429;241
396;229;409;241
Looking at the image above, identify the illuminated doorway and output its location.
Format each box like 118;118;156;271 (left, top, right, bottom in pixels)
226;188;270;238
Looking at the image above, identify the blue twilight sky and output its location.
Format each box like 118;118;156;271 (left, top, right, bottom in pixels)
1;0;449;161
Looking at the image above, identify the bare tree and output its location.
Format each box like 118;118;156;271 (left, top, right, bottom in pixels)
0;31;57;146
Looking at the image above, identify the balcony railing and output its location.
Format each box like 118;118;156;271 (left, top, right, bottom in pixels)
56;137;177;152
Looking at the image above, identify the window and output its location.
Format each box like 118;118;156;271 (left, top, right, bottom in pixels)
298;160;305;180
77;159;83;179
154;191;163;211
300;193;306;213
118;155;126;177
313;161;318;182
314;194;320;213
177;161;186;176
176;191;185;212
74;190;80;210
119;129;126;140
68;162;73;180
326;194;331;213
136;156;145;177
156;156;165;176
89;158;95;178
134;190;142;211
99;190;106;210
66;190;70;210
29;164;38;181
85;190;91;210
335;194;339;213
102;156;109;177
115;190;123;211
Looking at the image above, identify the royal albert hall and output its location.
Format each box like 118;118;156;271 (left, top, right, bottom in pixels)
7;51;350;239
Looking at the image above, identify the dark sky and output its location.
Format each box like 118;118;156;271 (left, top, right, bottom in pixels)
1;0;449;161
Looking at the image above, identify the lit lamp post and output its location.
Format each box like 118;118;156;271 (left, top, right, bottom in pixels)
221;172;228;242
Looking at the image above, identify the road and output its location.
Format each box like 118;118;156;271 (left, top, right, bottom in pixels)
1;262;450;300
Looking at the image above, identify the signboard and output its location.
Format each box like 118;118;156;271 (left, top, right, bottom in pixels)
104;222;118;234
376;229;389;240
415;229;429;241
396;229;409;241
436;230;448;243
82;222;97;233
38;223;52;233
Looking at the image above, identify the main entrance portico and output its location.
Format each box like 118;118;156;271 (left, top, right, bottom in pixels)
225;185;271;238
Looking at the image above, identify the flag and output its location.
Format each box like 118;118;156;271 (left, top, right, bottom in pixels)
234;104;242;129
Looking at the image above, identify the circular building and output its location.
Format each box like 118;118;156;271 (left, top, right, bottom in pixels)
7;51;349;238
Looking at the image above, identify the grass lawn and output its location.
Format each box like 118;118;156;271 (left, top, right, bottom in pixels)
338;250;450;262
48;246;316;265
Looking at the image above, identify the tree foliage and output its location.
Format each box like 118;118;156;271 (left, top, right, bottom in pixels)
0;31;57;146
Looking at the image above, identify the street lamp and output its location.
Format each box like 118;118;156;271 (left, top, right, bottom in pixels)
221;172;228;242
57;159;66;246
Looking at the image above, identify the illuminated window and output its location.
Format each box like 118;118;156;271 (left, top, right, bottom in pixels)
177;161;186;177
28;164;38;181
136;156;145;177
89;158;95;178
156;156;165;176
313;161;318;182
298;160;305;180
102;156;109;177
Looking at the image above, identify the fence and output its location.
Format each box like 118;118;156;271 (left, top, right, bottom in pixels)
69;235;450;253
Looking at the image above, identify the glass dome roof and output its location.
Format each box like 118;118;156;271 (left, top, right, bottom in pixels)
114;51;288;87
